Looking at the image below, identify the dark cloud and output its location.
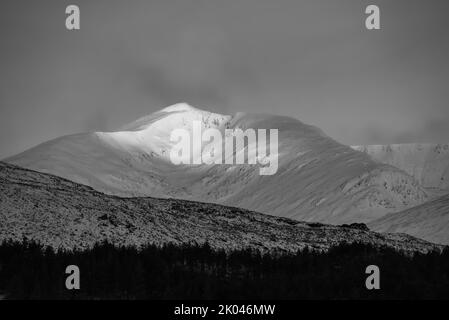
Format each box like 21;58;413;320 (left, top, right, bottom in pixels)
83;108;109;132
1;0;448;158
136;65;228;111
361;116;449;145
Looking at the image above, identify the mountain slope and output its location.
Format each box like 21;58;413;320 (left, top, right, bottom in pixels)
0;162;441;254
369;194;449;245
352;144;449;193
5;103;428;224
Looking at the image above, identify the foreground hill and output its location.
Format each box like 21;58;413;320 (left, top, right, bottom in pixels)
369;194;449;245
0;162;441;254
352;143;449;193
5;103;427;224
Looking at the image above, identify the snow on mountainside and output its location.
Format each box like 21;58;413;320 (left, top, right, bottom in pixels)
0;162;441;254
5;103;428;224
369;193;449;245
352;144;449;193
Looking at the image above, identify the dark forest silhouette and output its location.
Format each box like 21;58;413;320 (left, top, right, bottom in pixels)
1;240;448;299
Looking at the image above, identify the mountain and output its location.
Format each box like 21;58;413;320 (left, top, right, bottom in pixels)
5;103;428;224
0;162;441;254
369;193;449;245
350;143;449;245
352;144;449;194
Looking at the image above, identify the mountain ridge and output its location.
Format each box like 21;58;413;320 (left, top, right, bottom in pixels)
352;143;449;193
4;104;428;224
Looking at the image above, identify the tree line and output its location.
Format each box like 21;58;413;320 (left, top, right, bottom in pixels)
0;239;448;299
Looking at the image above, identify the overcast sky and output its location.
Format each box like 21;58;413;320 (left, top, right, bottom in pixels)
1;0;448;159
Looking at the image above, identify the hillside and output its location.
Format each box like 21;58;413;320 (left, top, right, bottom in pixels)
0;162;440;254
352;143;449;193
369;193;449;245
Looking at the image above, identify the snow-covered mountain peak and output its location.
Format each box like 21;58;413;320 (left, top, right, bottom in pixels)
95;103;233;161
5;105;430;225
159;102;201;113
120;103;231;132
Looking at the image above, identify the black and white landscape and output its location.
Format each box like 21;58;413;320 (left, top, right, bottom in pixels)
1;0;449;300
1;104;449;299
4;104;449;245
